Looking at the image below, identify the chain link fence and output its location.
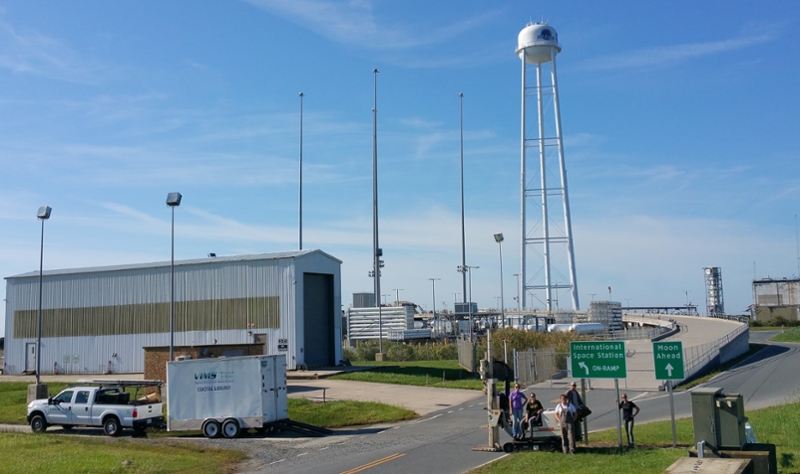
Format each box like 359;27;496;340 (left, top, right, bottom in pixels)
514;348;569;387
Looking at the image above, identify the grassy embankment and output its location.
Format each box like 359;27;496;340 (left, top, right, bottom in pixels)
331;360;483;390
772;327;800;343
471;397;800;474
677;343;767;390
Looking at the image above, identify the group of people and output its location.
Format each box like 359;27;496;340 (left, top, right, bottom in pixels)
508;381;640;454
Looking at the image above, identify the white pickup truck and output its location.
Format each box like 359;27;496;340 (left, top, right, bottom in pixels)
27;382;164;436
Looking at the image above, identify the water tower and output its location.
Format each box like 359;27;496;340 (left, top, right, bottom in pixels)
516;22;579;311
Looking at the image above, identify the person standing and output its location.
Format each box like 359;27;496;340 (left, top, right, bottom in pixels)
524;392;544;437
554;393;577;454
508;383;526;440
616;393;640;447
566;381;584;441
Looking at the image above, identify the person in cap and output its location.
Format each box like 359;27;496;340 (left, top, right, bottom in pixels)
565;381;585;441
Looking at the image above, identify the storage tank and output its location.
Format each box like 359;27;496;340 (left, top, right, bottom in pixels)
547;324;573;333
570;323;606;335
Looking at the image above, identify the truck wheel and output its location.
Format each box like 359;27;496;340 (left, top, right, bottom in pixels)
202;420;221;439
30;414;48;433
222;419;241;439
103;417;122;437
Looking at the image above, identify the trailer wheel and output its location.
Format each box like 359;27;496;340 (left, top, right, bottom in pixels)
202;420;221;439
103;416;122;437
222;419;241;439
503;442;515;453
30;414;48;433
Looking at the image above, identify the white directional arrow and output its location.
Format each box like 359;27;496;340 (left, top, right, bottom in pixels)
578;362;589;375
665;363;674;377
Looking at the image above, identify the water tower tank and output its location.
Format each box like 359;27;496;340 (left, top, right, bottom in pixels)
516;22;561;64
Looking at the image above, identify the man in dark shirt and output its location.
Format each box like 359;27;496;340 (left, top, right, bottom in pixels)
566;381;584;441
524;392;544;437
616;393;640;447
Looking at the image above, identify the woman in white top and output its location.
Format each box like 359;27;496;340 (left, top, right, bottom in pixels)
554;393;577;454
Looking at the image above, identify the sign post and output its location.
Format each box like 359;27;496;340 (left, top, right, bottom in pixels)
570;341;627;449
653;341;684;448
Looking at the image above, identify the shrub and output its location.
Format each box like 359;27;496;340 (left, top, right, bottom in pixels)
355;342;380;361
342;347;357;362
387;344;414;362
435;343;458;360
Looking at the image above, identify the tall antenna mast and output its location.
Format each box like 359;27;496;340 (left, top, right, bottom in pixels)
795;212;799;277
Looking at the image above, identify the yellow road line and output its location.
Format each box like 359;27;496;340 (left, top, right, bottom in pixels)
339;453;406;474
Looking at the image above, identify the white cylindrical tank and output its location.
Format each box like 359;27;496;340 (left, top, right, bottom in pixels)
547;323;573;333
516;22;561;65
570;323;606;335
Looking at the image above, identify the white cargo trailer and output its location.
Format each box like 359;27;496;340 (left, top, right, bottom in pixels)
166;355;287;438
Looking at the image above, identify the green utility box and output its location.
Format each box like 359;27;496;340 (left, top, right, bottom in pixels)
691;387;748;451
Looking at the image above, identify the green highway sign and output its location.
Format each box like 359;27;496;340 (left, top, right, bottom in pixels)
570;341;627;379
653;341;685;380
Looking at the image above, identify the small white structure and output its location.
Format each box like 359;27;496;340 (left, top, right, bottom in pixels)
4;250;341;374
167;354;287;438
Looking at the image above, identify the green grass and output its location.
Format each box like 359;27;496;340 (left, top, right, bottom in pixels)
678;343;767;390
0;382;69;424
0;432;246;474
472;398;800;474
2;381;415;431
331;360;483;390
772;327;800;343
287;398;417;428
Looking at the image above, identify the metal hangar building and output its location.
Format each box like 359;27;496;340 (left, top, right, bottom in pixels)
3;249;342;374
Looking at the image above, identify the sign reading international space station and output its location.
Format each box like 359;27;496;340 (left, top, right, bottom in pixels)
569;341;627;379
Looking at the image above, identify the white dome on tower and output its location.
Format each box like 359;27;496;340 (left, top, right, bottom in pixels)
516;22;561;64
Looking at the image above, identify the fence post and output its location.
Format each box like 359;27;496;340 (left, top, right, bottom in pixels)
513;348;519;384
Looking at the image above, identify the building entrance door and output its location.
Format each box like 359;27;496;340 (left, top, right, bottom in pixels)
25;343;36;372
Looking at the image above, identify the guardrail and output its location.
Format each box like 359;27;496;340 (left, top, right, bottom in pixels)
682;321;748;380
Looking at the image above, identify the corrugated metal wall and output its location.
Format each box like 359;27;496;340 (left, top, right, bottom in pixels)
4;251;342;374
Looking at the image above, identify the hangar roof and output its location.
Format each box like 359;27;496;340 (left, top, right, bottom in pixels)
6;249;341;280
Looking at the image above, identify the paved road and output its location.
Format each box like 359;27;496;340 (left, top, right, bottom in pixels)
245;329;800;474
591;315;746;391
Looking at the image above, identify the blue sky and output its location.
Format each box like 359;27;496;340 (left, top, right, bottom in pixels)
2;1;799;336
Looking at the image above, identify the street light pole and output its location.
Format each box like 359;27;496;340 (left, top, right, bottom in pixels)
494;233;506;328
298;92;304;250
393;289;404;305
371;68;383;356
459;93;467;303
36;206;52;385
467;265;479;341
513;273;522;315
166;192;182;362
429;278;441;335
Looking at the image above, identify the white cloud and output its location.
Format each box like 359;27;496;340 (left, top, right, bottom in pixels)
245;0;500;51
0;18;111;83
576;30;778;72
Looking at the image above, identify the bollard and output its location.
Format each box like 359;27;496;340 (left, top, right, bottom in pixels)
443;370;446;383
323;388;326;404
426;374;429;386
